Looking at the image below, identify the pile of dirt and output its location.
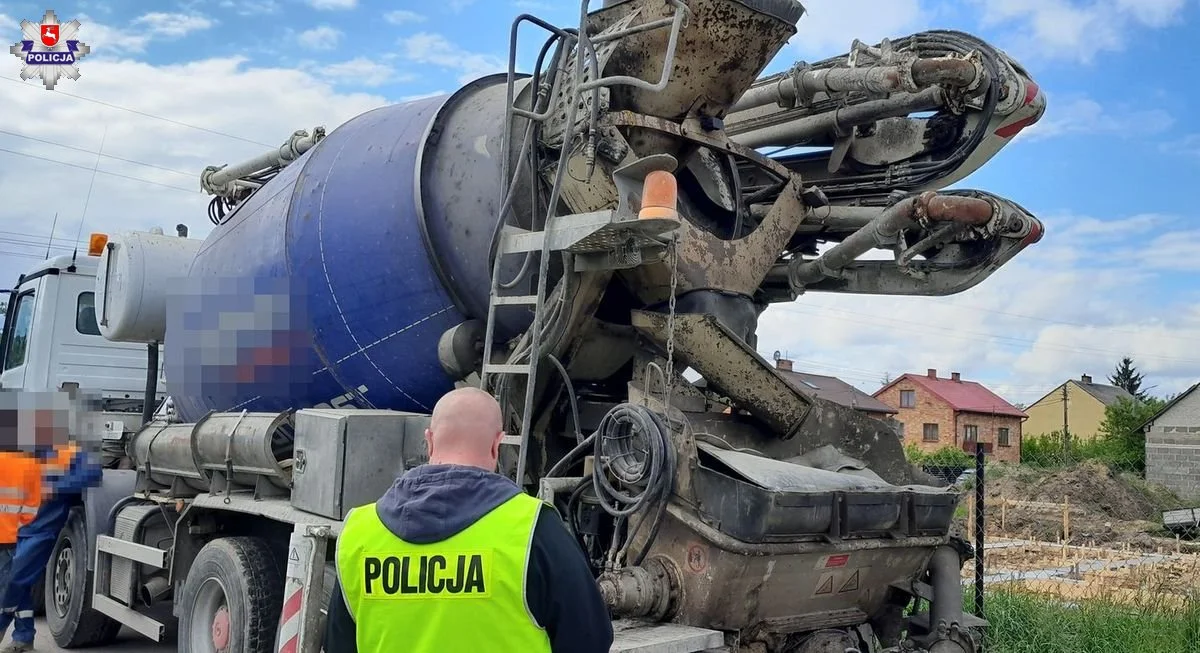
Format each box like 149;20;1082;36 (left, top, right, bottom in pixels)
987;461;1161;522
973;461;1184;547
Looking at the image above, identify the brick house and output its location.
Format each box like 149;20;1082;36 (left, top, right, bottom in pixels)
873;368;1027;463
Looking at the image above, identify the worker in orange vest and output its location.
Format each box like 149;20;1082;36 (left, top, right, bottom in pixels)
0;400;100;652
0;446;42;635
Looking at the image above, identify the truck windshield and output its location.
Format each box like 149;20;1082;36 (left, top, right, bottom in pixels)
3;291;35;371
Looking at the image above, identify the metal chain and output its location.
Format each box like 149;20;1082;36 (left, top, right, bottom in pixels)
663;234;678;419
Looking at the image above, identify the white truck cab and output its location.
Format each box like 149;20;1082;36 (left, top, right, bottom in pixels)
0;246;159;412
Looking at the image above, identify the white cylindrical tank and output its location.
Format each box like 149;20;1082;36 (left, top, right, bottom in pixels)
95;231;203;343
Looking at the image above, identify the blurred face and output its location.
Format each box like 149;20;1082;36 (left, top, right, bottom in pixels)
33;408;66;447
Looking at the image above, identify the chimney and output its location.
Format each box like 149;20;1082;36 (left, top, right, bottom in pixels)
1081;374;1092;384
776;358;794;372
951;372;961;382
927;368;937;379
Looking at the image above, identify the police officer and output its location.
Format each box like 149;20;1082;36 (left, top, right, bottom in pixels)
324;387;614;653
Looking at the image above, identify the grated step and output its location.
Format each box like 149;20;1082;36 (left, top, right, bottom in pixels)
484;364;530;375
491;294;539;306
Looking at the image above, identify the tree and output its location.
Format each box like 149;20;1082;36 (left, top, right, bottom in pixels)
1108;356;1148;401
1096;396;1166;472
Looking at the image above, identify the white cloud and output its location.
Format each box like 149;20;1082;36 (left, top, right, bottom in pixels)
307;0;357;9
0;55;389;289
383;10;425;25
297;25;342;50
400;32;504;85
217;0;281;15
131;12;215;38
49;11;215;55
1019;95;1174;141
449;0;476;12
972;0;1187;64
319;58;408;87
790;0;928;58
756;210;1200;406
1161;134;1200;158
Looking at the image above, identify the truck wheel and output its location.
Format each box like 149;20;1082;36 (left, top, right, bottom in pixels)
30;572;44;618
179;537;283;653
45;510;122;647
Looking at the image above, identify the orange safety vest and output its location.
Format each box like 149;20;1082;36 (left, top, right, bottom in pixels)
41;442;80;480
0;452;43;545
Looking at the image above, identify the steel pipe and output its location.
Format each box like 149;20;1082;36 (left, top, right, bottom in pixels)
730;57;979;113
728;87;943;148
200;127;325;197
929;545;965;631
788;192;994;287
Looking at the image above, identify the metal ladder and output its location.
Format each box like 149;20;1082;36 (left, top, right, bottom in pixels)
478;218;557;485
481;4;689;485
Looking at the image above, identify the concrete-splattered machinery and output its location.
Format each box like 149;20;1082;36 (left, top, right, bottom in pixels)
90;1;1047;651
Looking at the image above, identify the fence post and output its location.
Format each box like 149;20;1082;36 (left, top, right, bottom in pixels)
974;441;985;619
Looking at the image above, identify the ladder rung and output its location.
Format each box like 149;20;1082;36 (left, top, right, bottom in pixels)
501;435;524;446
484;364;530;375
492;295;539;306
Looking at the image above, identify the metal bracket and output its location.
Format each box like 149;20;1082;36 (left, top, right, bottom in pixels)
277;524;333;653
91;535;167;641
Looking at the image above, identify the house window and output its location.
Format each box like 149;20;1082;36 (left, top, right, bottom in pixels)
998;427;1011;447
964;425;978;443
76;292;101;336
922;423;939;442
799;379;819;389
900;390;915;408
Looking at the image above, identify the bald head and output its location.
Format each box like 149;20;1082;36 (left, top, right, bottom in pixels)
424;387;505;470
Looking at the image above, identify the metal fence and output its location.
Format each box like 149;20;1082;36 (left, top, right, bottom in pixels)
953;438;1200;652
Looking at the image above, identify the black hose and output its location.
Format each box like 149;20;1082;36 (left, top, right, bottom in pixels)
545;433;596;479
592;404;675;519
546;354;583;443
141;343;158;427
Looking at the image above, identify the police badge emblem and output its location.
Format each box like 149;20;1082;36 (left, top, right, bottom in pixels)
9;10;91;90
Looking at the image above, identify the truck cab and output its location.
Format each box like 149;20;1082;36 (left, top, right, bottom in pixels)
0;252;159;410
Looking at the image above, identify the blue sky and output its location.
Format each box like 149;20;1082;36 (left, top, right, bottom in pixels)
0;0;1197;407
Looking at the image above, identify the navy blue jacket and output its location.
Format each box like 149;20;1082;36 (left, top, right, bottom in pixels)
323;464;613;653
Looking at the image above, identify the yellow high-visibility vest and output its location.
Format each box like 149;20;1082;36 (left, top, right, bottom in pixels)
336;492;553;653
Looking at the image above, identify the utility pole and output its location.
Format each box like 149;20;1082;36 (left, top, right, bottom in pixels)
1061;384;1070;461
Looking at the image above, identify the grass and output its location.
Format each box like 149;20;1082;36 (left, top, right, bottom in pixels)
973;589;1200;653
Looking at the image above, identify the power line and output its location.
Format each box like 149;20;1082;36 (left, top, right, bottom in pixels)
774;304;1200;365
0;145;197;194
1;76;275;147
900;299;1200;343
0;127;196;178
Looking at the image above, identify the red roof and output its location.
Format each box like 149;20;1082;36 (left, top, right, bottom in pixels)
875;373;1027;418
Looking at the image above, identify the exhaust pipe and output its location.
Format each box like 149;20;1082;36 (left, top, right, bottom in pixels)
140;575;171;606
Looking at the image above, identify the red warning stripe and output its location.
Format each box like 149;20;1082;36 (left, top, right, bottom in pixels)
277;584;304;653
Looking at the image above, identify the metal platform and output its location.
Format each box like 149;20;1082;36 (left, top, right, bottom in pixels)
611;620;727;653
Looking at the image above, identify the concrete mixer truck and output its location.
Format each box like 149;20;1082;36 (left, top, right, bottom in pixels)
1;1;1048;651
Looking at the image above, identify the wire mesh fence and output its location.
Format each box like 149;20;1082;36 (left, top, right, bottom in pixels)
920;424;1200;653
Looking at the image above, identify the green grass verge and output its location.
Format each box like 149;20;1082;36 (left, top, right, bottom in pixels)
973;589;1200;653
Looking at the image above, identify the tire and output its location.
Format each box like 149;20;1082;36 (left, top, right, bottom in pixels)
30;571;45;618
178;537;284;653
45;510;122;648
